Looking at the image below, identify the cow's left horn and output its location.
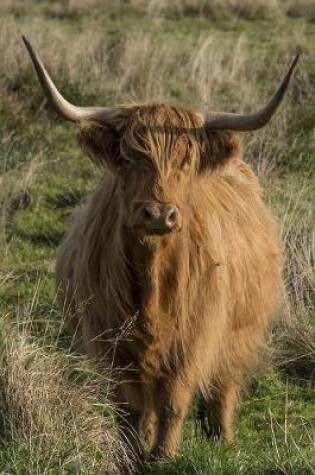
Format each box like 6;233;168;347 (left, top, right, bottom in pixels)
203;55;299;132
22;36;114;123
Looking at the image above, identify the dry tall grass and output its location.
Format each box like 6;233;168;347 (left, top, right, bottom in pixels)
0;316;129;474
274;229;315;385
0;20;310;122
0;2;314;472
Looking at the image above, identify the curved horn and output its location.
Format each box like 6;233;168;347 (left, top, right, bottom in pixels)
22;36;114;123
203;55;299;131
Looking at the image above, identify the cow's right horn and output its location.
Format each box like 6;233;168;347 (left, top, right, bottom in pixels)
203;55;299;132
22;36;115;124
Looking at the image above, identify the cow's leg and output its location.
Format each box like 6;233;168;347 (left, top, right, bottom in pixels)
199;377;243;443
116;407;144;471
141;409;157;447
197;392;221;440
150;377;194;458
218;378;243;442
115;382;146;472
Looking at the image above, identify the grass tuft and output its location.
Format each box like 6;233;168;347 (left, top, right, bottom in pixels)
0;0;314;473
0;317;127;474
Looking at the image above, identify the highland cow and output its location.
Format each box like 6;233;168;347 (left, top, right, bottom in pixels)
23;36;298;470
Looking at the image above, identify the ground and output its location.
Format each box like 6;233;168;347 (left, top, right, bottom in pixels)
0;1;314;474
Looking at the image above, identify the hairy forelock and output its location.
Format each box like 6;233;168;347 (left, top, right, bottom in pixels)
121;104;203;172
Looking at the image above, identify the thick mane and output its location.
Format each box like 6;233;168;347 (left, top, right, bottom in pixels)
58;116;281;374
56;172;134;355
56;103;282;461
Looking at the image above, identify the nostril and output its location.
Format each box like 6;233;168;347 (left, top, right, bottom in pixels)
143;206;154;222
165;207;178;228
142;204;161;223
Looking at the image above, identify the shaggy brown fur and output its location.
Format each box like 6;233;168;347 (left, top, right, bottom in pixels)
56;104;282;470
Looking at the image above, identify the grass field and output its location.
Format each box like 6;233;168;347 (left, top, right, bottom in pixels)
0;1;314;474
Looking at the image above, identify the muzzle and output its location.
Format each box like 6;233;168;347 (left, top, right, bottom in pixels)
133;202;181;235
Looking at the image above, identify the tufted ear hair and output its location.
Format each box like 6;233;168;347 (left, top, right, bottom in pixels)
201;130;243;170
77;121;121;170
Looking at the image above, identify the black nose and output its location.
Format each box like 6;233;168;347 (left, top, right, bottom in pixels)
141;203;179;233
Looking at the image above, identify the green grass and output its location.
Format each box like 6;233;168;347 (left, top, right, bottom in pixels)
0;1;314;474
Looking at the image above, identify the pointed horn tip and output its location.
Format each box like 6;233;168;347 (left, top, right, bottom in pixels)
22;35;30;47
22;35;34;57
291;53;300;69
283;54;300;85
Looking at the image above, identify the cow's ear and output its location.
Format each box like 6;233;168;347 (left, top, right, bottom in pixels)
201;130;243;170
77;121;121;169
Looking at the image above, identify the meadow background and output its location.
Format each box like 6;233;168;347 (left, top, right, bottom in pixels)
0;0;314;474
